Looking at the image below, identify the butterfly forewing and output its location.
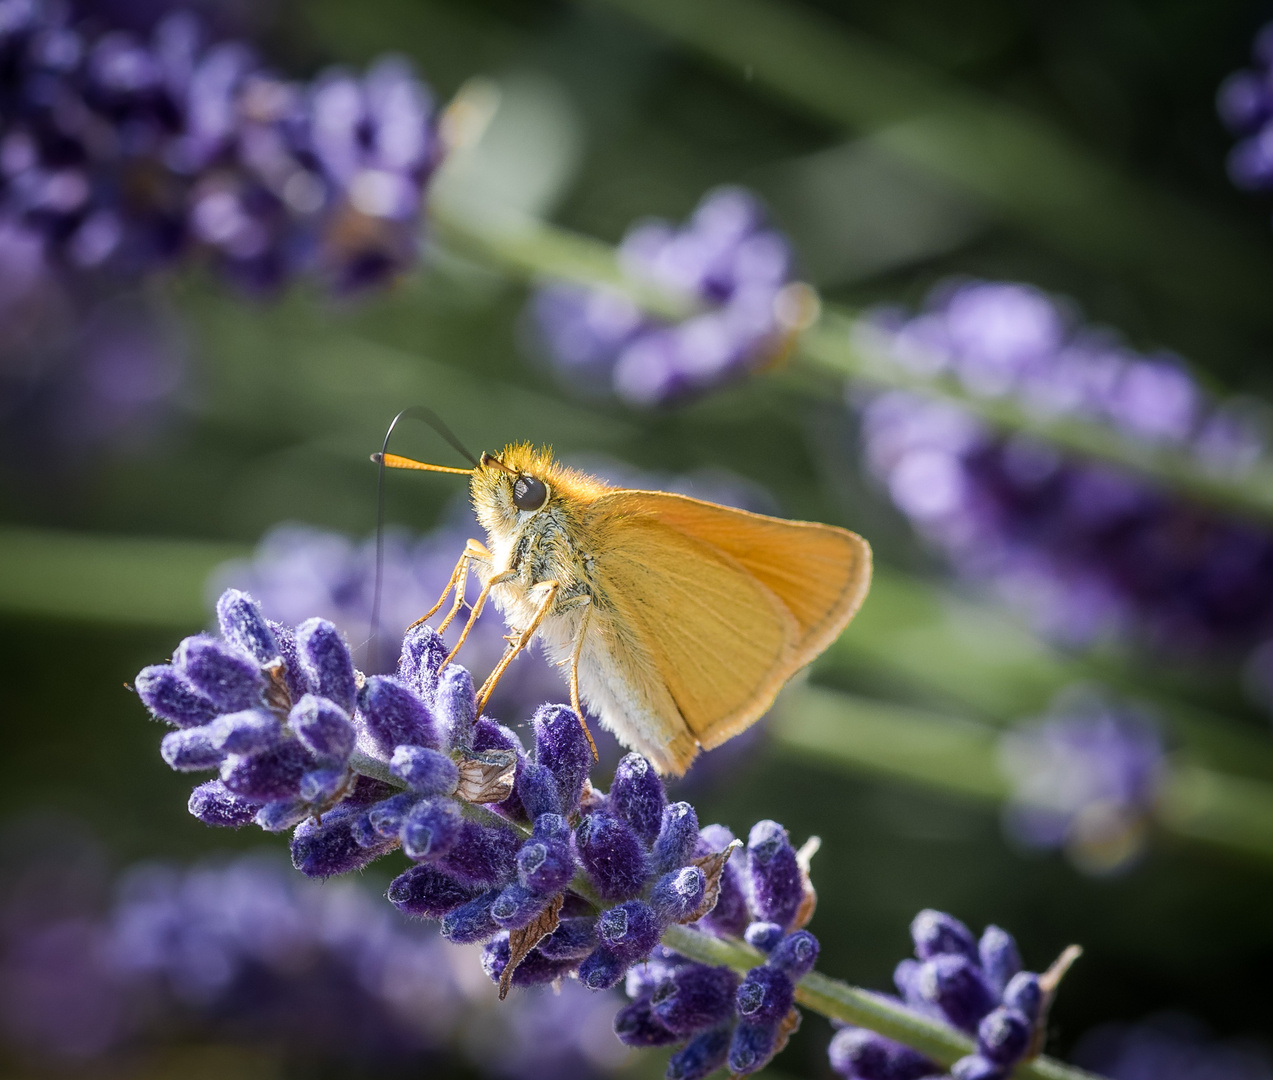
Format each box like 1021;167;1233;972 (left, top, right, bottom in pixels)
589;491;871;759
608;491;873;667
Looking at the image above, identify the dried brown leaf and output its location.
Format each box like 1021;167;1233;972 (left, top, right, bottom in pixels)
1025;944;1083;1060
456;748;517;803
791;835;821;930
771;1007;803;1058
683;839;742;925
263;661;292;714
499;894;563;1000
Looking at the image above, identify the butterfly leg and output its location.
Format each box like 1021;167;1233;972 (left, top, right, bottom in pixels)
408;539;491;632
476;580;559;712
439;566;516;672
566;601;599;761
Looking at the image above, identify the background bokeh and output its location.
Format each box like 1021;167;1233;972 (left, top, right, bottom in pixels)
4;0;1273;1077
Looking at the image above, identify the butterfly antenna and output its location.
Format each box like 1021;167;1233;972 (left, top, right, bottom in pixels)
370;407;479;670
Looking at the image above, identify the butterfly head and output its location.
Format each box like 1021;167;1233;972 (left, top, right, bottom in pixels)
471;443;608;543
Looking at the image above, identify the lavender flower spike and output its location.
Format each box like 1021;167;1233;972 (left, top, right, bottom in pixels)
529;186;806;405
139;588;830;1076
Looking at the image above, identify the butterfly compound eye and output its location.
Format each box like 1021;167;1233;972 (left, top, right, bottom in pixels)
512;475;548;511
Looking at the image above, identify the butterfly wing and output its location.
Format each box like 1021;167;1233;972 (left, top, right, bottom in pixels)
587;491;871;764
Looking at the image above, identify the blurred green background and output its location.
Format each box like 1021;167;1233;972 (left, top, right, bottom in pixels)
4;0;1273;1076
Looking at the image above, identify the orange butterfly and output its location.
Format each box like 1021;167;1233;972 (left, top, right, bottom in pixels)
376;443;872;775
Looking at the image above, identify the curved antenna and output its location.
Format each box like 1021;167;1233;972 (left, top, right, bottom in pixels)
369;407;478;670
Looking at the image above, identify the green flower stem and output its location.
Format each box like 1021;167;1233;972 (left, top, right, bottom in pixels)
429;198;1273;525
660;924;1101;1080
578;0;1273;329
774;685;1273;864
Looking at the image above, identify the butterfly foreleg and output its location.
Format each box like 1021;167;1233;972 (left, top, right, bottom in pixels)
475;579;559;712
439;564;517;672
408;539;491;633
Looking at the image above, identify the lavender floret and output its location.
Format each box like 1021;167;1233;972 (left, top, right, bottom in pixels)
187;779;260;827
135;665;218;728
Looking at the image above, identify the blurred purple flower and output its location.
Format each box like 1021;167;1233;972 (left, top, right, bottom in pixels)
856;280;1273;657
0;848;630;1076
528;186;808;406
0;1;440;467
998;689;1166;875
1074;1013;1273;1080
1218;23;1273;203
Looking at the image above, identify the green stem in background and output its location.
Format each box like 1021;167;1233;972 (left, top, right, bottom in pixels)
579;0;1273;330
429;200;1273;526
774;686;1273;864
660;925;1102;1080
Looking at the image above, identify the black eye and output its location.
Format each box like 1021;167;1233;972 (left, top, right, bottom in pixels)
512;475;548;511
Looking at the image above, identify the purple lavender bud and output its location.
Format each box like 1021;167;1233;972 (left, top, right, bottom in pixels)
401;797;463;860
537;916;598;960
769;930;819;979
951;1055;1007;1080
433;664;476;746
828;1028;943;1080
613;994;681;1046
916;954;996;1033
220;741;311;802
729;1019;781;1075
609;753;666;845
575;813;651;902
270;622;310;701
697;826;749;938
206;708;280;754
746;820;803;929
667;1027;733;1080
472;718;524;755
736;964;795;1023
533;703;592;813
651;964;740;1035
160;726;224;771
650;866;706;923
358;674;437;754
745;922;786;953
597;900;663;963
215;589;279;663
978;926;1022;996
289;694;355;763
135;664;218;728
294;618;357;713
367;791;419;837
912;909;979;962
398;622;448;692
517;836;575;894
533;812;571;841
187;779;260;826
255;797;310;832
291;807;393;877
388;864;478;917
1002;972;1042;1023
517;761;562;819
298;767;346;804
440;889;501;944
653;801;700;874
578;944;629;990
436;820;520;887
490;883;551;930
390;744;459;794
977;1007;1032;1066
894;958;924;1007
173;635;265;711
